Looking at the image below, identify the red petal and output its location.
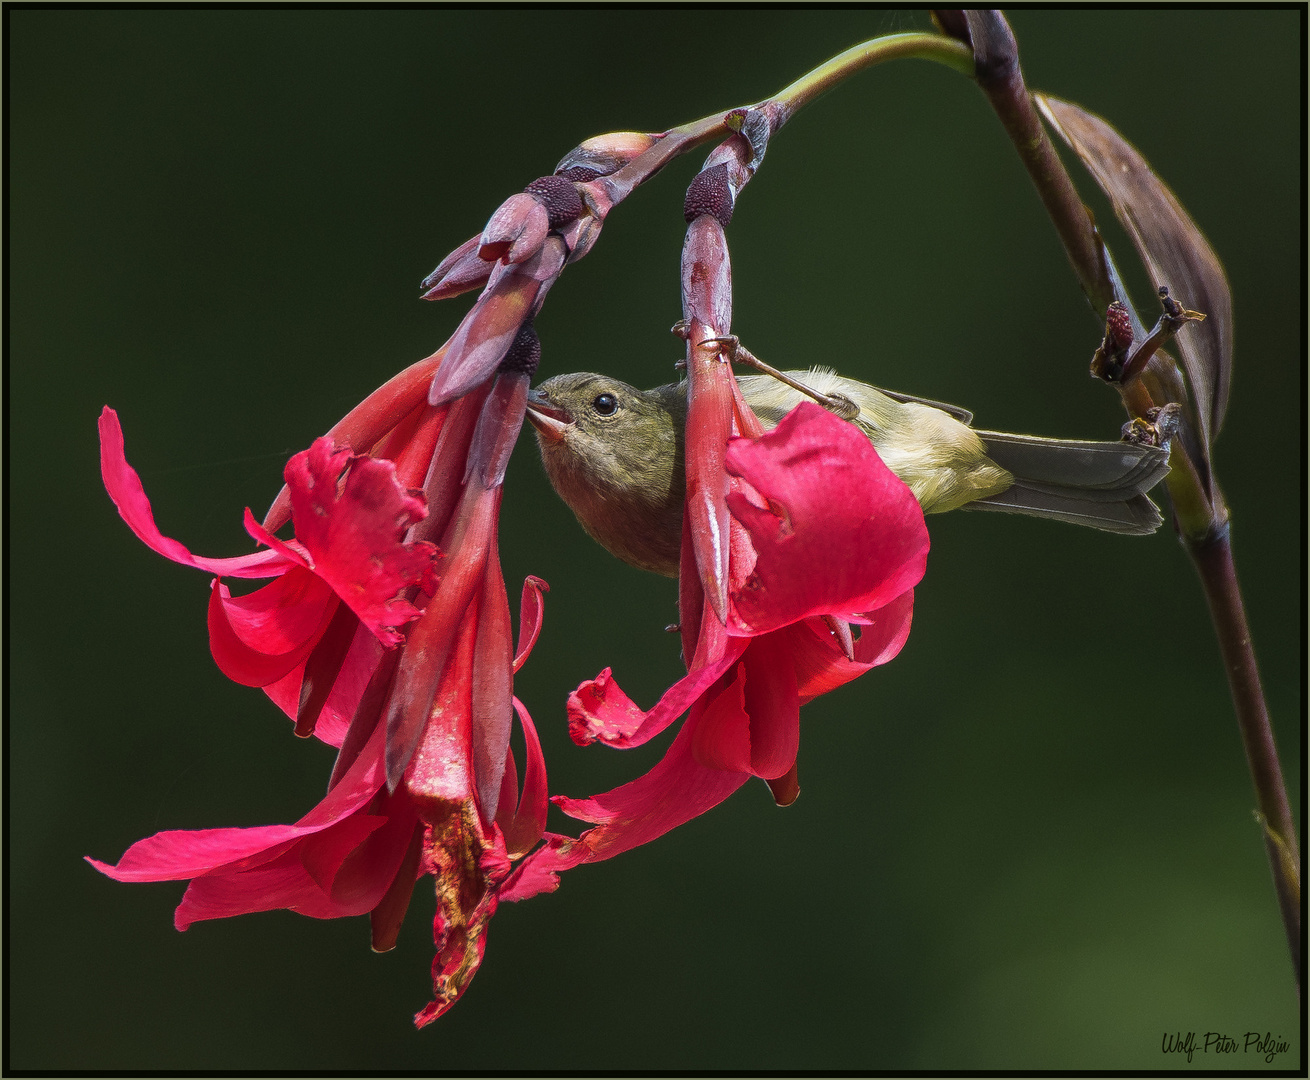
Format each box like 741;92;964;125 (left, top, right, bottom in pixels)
550;720;749;864
404;602;478;813
284;439;437;645
512;576;549;673
295;601;361;738
207;573;334;687
498;698;548;859
99;407;289;579
792;590;916;703
689;663;751;772
471;542;513;824
262;622;383;749
567;633;747;750
261;350;446;533
740;632;800;780
369;823;426;952
724;403;929;635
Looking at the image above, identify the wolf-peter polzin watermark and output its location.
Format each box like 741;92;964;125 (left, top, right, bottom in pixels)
1162;1030;1290;1064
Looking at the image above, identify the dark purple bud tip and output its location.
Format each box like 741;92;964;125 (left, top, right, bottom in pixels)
498;320;541;376
683;163;733;227
1106;301;1134;352
525;175;584;229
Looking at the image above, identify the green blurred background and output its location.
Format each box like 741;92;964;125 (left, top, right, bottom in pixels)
9;9;1302;1071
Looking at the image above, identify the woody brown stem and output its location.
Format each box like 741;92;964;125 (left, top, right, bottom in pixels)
944;7;1301;992
1189;528;1301;988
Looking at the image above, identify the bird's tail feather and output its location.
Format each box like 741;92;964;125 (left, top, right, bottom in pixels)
970;431;1170;535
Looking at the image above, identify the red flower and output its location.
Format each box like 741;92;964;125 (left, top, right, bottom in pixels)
94;325;557;1022
524;403;927;877
88;577;552;1027
516;136;929;882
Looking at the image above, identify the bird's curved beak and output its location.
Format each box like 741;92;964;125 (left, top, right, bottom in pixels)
524;387;573;443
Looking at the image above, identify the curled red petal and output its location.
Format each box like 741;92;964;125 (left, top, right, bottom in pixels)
99;407;289;579
689;663;751;772
87;720;392;886
207;573;334;687
498;698;548;859
512;576;549;673
567;635;746;750
385;485;498;789
285;438;437;646
724;403;929;635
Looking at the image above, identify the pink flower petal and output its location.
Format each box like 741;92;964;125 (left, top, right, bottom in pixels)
88;720;390;885
511;576;549;674
740;632;801;780
566;634;747;750
689;663;751;772
550;720;749;864
724;403;929;636
206;573;334;687
261;350;446;534
471;543;513;823
285;439;437;646
498;698;548;859
792;590;916;703
99;407;289;580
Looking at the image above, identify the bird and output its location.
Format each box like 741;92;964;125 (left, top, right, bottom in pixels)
523;363;1170;577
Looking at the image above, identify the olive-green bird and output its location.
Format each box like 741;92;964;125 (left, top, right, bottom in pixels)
524;367;1170;577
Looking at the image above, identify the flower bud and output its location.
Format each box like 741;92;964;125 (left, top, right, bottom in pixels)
554;131;658;181
479;193;550;264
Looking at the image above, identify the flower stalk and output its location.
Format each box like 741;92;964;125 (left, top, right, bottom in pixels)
937;7;1300;989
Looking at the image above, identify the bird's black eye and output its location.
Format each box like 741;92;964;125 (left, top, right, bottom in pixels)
592;393;618;416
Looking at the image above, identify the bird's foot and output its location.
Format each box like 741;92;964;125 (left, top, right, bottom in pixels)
698;335;861;422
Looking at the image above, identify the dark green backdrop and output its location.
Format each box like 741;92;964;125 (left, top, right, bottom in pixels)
9;8;1302;1071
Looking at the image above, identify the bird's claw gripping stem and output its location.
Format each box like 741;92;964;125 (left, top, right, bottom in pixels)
697;334;862;422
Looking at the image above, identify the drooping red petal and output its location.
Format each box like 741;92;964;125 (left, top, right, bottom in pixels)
471;540;513;824
550;719;750;864
724;403;929;636
404;604;478;813
497;698;548;860
283;438;437;646
206;572;335;687
689;663;751;772
295;601;362;738
86;718;391;885
99;407;289;580
263;621;384;749
369;823;426;952
385;483;498;789
740;632;801;780
172;814;389;929
512;576;549;674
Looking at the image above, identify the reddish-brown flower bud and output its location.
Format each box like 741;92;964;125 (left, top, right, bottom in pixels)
479;192;550;265
554;130;658;181
421;234;494;302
